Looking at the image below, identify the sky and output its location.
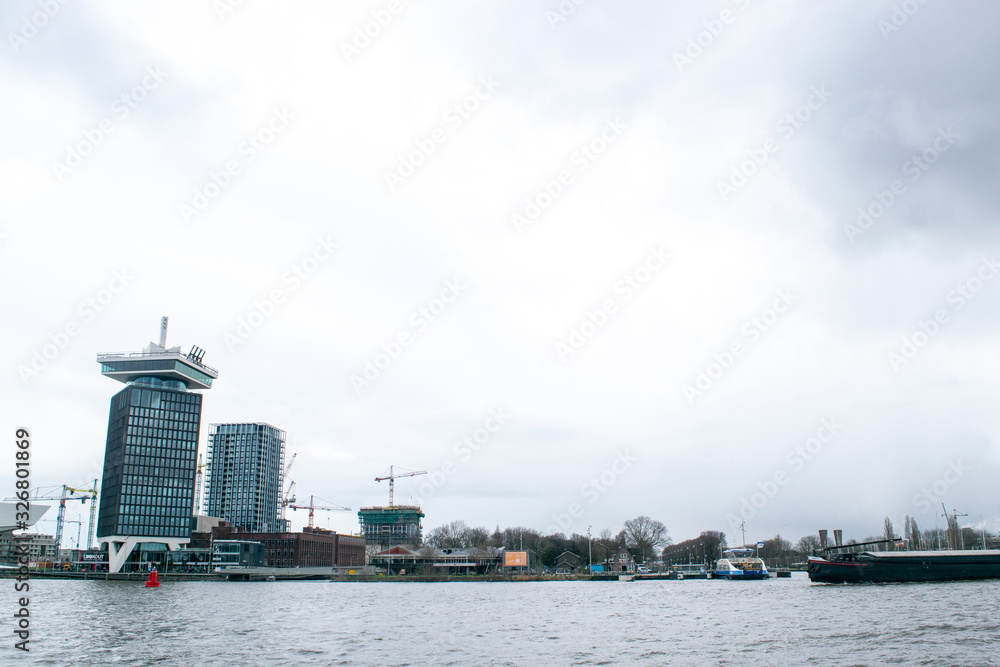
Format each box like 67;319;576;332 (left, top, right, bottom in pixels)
2;0;999;551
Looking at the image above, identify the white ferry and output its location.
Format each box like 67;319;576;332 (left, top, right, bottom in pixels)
713;548;769;580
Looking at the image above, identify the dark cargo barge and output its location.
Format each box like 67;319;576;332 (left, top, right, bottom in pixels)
808;548;1000;583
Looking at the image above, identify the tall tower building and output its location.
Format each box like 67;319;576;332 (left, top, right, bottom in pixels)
96;317;217;573
204;423;286;533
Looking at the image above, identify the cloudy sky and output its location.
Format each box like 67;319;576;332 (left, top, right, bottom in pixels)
3;0;999;549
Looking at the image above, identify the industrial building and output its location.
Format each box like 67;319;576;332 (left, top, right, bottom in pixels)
95;317;217;573
190;522;365;568
204;422;286;533
358;506;424;549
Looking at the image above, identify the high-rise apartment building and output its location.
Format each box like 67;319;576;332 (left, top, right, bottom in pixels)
96;317;217;573
204;423;286;533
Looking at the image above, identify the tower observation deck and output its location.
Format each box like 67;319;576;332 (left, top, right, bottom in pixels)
95;316;217;573
97;317;218;389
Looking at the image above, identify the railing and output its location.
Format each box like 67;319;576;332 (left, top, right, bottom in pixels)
97;351;218;375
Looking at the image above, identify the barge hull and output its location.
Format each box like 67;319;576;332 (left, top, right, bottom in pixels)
808;550;1000;584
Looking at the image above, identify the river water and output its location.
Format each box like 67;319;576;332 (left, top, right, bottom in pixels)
7;575;1000;665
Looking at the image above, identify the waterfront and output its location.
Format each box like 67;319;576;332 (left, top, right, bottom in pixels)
9;575;1000;665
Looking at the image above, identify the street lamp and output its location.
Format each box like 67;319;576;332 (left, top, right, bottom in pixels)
587;525;592;574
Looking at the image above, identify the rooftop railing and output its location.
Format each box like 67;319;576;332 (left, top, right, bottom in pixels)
97;350;218;375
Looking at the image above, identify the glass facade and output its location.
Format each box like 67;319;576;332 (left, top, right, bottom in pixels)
204;423;286;534
96;384;202;539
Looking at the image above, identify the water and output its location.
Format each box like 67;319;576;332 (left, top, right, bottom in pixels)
8;574;1000;665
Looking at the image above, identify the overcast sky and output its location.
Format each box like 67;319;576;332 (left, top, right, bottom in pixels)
3;0;999;549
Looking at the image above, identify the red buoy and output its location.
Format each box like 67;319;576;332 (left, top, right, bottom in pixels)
145;569;160;587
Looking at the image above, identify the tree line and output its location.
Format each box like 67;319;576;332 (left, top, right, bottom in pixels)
424;515;1000;569
424;516;670;567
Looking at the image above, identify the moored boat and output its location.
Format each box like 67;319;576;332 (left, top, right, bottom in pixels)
713;548;768;580
808;548;1000;583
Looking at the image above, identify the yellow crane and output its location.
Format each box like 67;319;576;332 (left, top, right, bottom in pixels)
64;482;99;551
5;483;98;551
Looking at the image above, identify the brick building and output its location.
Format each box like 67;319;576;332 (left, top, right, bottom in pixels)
191;523;364;567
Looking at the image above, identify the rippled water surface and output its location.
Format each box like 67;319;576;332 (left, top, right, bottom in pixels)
8;575;1000;665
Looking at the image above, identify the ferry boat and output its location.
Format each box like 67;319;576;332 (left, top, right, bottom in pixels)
713;548;769;580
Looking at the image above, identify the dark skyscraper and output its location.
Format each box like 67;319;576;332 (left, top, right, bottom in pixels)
204;422;286;533
96;317;218;573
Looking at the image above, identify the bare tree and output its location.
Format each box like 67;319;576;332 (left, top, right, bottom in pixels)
883;517;895;551
623;516;668;564
794;535;821;557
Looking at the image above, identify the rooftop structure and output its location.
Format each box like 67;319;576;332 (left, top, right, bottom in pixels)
97;317;218;390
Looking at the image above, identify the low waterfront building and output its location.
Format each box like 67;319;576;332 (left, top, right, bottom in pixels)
555;550;583;573
0;533;57;565
371;545;502;575
190;523;365;568
213;539;265;567
608;545;636;573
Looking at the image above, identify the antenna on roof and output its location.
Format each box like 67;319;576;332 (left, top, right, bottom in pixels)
159;316;169;348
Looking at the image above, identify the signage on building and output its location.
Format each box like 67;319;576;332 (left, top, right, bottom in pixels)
504;551;528;567
82;553;107;562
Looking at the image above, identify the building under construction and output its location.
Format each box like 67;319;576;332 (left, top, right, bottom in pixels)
358;506;424;548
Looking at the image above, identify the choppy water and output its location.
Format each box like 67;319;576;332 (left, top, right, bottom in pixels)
6;574;1000;665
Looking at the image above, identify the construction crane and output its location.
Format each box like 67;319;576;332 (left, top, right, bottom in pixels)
287;495;351;529
279;481;296;522
375;465;427;507
5;484;98;551
277;453;297;523
65;481;99;551
63;518;83;550
194;455;207;515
